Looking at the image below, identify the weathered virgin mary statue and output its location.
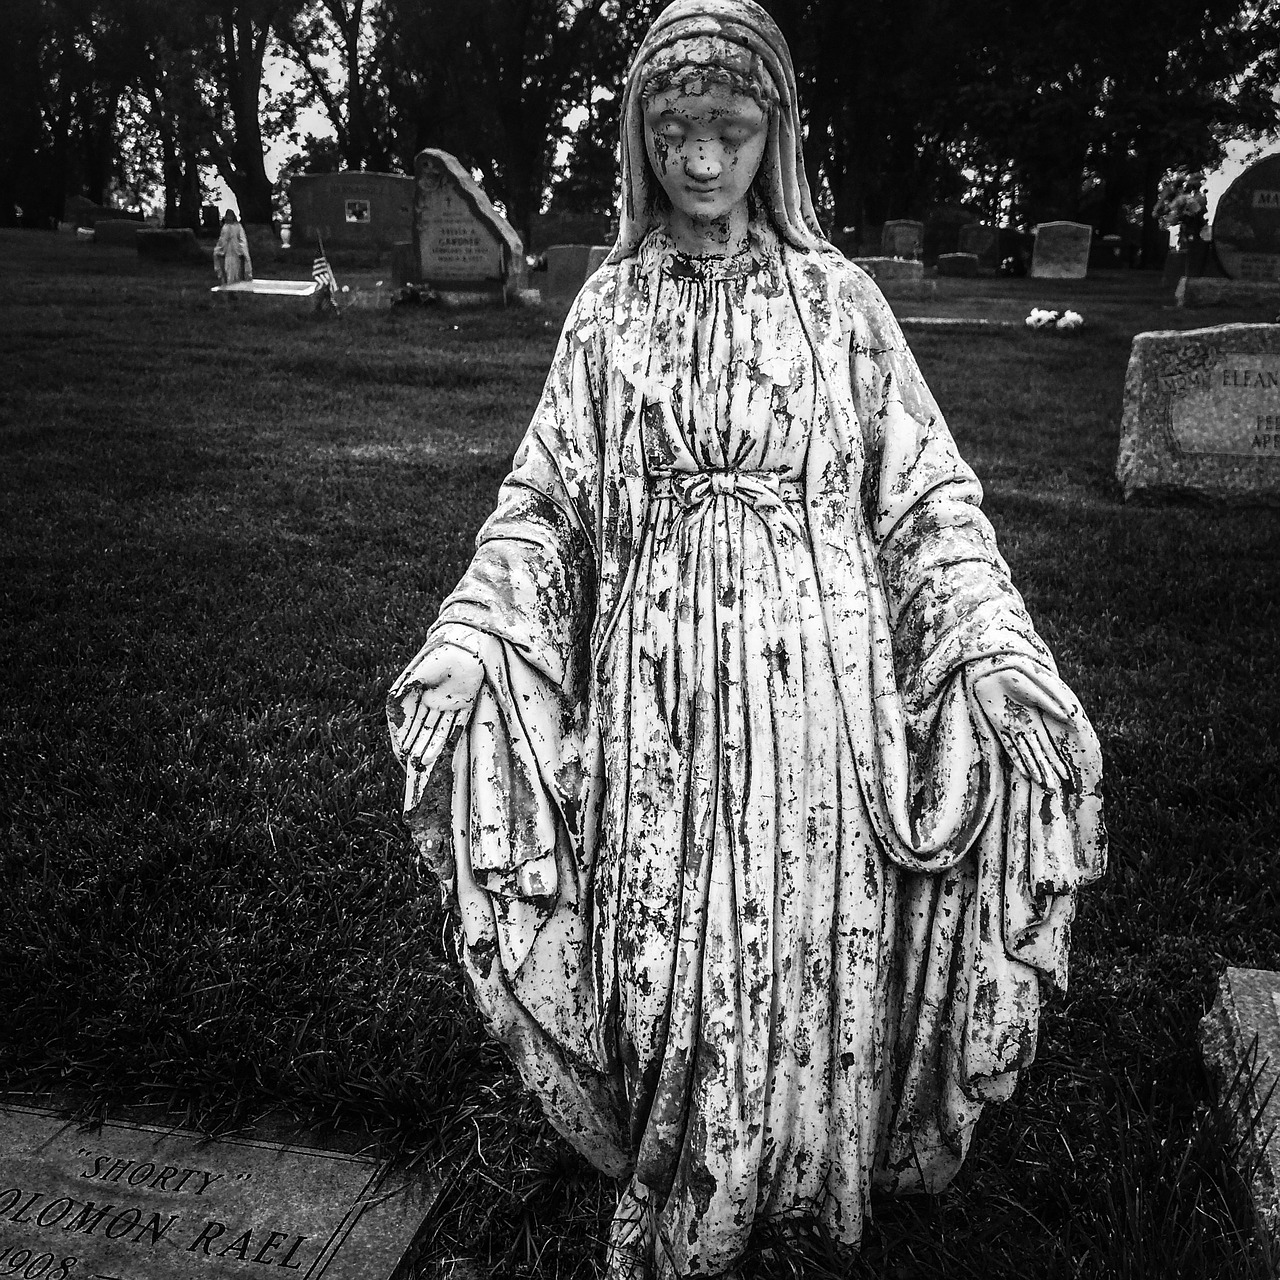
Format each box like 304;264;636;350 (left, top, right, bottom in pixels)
389;2;1105;1276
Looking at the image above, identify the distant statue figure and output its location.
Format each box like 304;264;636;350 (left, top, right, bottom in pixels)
388;2;1105;1277
213;209;252;284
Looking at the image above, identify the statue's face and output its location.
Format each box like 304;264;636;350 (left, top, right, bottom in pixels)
642;80;768;226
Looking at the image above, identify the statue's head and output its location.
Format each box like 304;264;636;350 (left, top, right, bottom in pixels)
612;0;825;261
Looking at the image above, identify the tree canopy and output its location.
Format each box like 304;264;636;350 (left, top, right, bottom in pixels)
4;0;1278;258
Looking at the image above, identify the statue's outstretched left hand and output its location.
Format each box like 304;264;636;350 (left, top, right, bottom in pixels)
971;667;1076;790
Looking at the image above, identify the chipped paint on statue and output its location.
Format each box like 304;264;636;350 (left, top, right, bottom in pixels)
388;2;1105;1277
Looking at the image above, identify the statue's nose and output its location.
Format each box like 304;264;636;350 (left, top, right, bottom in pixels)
684;146;720;180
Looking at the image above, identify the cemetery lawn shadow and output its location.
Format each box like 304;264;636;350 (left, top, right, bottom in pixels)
1;229;1276;1279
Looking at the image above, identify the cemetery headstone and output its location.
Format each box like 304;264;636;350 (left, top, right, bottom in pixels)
1030;221;1091;279
543;244;595;298
936;253;979;278
958;224;1000;269
1087;235;1125;269
849;257;930;298
66;196;143;229
881;219;924;259
413;149;524;298
1200;967;1280;1249
0;1105;435;1279
1116;322;1280;503
290;172;414;253
1212;152;1280;284
1178;277;1280;310
586;245;612;277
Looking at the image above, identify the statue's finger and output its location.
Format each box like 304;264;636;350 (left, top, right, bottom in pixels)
406;709;444;768
1009;733;1046;788
416;711;461;777
401;693;435;750
1031;716;1070;780
1020;675;1073;723
1022;731;1062;789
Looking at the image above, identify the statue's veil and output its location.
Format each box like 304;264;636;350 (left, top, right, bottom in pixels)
607;0;827;263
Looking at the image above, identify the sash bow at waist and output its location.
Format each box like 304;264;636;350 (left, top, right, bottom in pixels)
647;469;806;541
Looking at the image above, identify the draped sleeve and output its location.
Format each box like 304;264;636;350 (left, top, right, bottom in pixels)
387;279;630;1175
835;265;1105;1001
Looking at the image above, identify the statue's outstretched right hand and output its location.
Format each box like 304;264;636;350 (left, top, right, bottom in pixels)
392;640;485;775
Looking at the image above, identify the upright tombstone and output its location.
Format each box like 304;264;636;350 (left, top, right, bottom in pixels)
543;244;595;298
413;149;524;299
1200;968;1280;1250
848;257;928;297
958;223;1000;270
290;172;414;253
1212;152;1280;284
881;219;924;259
1116;322;1280;503
1030;221;1091;279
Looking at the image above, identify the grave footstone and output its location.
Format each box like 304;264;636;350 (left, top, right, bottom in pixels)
413;149;524;301
0;1106;435;1279
1212;153;1280;285
881;220;923;259
543;244;595;298
1030;221;1091;279
936;253;979;278
1200;967;1280;1249
1116;322;1280;504
958;223;1000;270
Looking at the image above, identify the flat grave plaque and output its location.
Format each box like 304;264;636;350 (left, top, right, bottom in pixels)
0;1106;434;1280
1116;322;1280;503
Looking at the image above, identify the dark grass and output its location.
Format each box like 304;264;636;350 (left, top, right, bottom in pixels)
1;229;1278;1278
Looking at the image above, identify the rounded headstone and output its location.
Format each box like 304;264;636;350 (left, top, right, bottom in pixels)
1212;153;1280;283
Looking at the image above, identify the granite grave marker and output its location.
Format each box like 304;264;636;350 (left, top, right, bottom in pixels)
1030;221;1091;279
1116;322;1280;503
543;244;595;298
290;173;414;253
0;1106;434;1280
880;219;923;259
1211;152;1280;284
1200;967;1280;1249
413;150;524;296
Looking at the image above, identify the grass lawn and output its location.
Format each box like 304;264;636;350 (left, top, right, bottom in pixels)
1;229;1278;1279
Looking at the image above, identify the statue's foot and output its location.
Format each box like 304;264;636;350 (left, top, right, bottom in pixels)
602;1181;654;1279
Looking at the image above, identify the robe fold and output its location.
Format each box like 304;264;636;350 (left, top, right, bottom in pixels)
390;224;1105;1276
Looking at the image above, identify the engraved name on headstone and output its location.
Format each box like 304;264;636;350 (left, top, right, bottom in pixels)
0;1107;433;1280
1030;221;1091;279
1211;153;1280;283
413;150;523;291
1116;323;1280;503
